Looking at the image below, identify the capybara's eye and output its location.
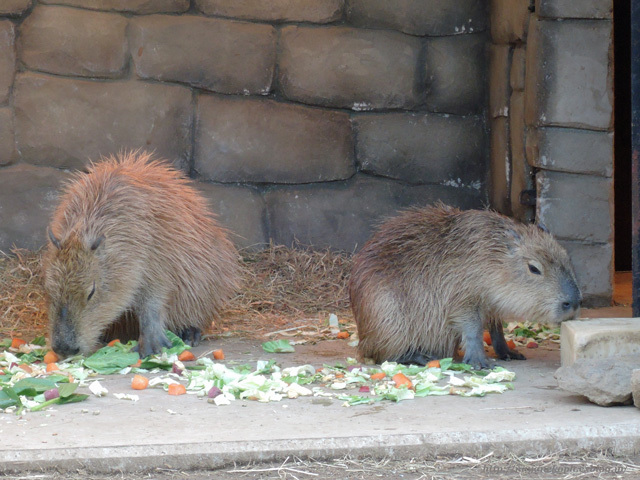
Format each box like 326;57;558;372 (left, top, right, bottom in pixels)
528;262;542;275
87;282;96;301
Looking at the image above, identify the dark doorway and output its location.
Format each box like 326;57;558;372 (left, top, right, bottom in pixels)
615;0;632;272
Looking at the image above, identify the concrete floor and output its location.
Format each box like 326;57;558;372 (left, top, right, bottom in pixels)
0;323;638;474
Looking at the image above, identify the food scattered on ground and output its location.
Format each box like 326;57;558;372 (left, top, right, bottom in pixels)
262;339;295;353
43;351;59;364
131;374;149;390
483;331;492;346
336;331;350;339
427;359;441;368
178;350;195;362
212;349;225;360
168;384;187;396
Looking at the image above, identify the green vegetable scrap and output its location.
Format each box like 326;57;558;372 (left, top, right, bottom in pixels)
262;339;295;353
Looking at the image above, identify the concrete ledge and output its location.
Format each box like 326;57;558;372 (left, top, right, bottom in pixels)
2;425;640;473
561;318;640;366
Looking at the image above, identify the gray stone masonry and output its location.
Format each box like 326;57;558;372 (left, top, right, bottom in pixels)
39;0;189;14
0;0;31;16
424;33;487;115
536;0;612;19
536;170;612;244
197;183;268;249
510;46;526;92
526;127;613;177
490;0;530;44
14;73;192;170
196;0;343;23
194;95;354;184
489;116;510;214
129;15;276;95
0;164;70;253
353;113;485;186
0;20;15;103
346;0;487;36
633;370;640;409
489;44;511;118
560;240;612;305
525;18;613;130
266;174;484;252
19;5;128;78
0;108;15;166
278;26;420;110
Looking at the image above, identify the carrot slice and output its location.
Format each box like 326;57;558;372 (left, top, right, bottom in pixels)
370;372;386;381
46;363;59;373
483;331;492;346
44;351;59;364
11;338;26;349
131;374;149;390
178;350;195;362
336;331;350;339
168;383;186;396
392;372;413;389
506;339;517;350
107;339;121;347
212;349;225;360
426;359;440;368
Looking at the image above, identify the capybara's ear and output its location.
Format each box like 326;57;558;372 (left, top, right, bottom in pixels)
90;235;105;251
48;229;62;249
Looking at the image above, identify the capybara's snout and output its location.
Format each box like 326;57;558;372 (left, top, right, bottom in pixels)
557;275;582;321
50;305;80;357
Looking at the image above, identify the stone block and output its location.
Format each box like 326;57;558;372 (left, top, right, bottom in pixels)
510;45;526;92
536;0;612;19
353;113;486;186
39;0;189;14
525;18;613;130
490;0;530;43
130;15;276;95
0;0;32;16
526;127;613;177
347;0;487;36
265;174;483;251
14;73;192;170
536;170;612;243
0;164;70;252
0;20;15;103
278;26;420;110
560;318;640;367
489;116;511;214
560;240;612;307
18;6;128;78
0;108;16;165
555;355;637;406
489;44;511;118
424;33;487;115
633;370;640;409
194;95;354;184
196;182;268;249
196;0;343;23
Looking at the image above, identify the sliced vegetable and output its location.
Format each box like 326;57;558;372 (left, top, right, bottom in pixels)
212;349;225;360
178;350;196;362
168;383;187;396
392;372;413;389
131;374;149;390
43;351;59;364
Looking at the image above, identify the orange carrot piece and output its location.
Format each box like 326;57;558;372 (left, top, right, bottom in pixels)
44;351;59;365
483;331;492;346
392;372;413;389
506;339;517;350
107;339;121;347
46;363;59;373
11;338;26;349
178;350;196;362
212;349;225;360
426;359;440;368
168;383;187;396
130;358;142;368
370;372;386;381
336;331;350;339
131;374;149;390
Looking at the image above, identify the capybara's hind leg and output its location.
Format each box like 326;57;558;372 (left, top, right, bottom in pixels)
177;326;202;346
393;351;434;366
489;320;526;360
136;297;172;357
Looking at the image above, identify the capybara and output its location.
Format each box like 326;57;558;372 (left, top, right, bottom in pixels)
349;204;581;369
43;151;240;357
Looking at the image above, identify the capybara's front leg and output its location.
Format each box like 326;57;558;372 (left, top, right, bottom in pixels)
489;320;526;361
457;312;492;369
136;297;172;357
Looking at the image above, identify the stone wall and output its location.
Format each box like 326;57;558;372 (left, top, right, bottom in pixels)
489;0;614;305
0;0;488;253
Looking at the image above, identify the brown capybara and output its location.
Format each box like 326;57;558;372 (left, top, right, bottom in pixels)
349;203;581;369
43;151;240;357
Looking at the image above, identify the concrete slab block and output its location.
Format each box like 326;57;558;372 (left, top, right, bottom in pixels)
561;318;640;366
632;369;640;409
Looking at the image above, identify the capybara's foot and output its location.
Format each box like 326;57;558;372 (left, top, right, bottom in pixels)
497;348;526;361
135;330;172;358
462;350;492;370
178;326;202;347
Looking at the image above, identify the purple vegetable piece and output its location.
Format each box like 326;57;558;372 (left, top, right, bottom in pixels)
172;363;183;376
359;386;370;393
44;388;60;401
347;365;361;372
208;386;222;398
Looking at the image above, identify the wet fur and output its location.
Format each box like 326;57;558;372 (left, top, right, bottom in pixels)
43;151;240;356
349;204;581;368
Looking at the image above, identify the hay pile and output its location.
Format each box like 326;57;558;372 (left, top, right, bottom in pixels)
0;245;354;341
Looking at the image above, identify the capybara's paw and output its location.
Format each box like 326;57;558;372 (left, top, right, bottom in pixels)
463;351;492;370
135;331;173;358
178;326;202;347
394;351;433;366
502;348;526;361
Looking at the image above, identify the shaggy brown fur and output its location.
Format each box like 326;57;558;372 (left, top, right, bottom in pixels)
43;151;240;357
349;204;581;368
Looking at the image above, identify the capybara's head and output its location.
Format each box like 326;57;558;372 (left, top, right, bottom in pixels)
43;230;115;356
494;222;582;324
